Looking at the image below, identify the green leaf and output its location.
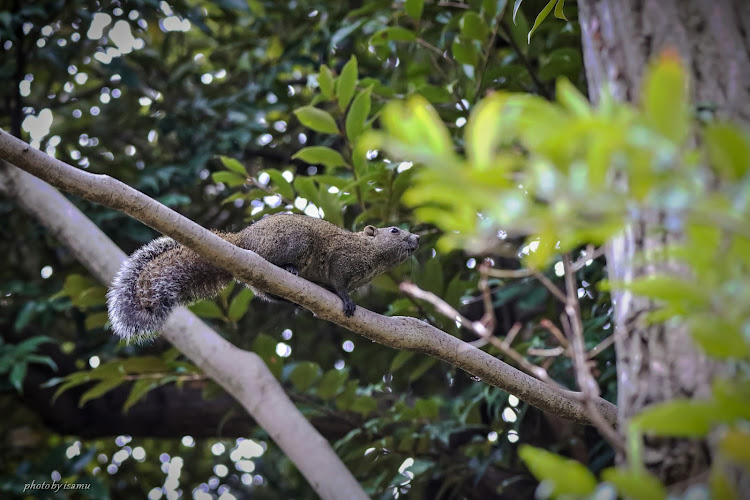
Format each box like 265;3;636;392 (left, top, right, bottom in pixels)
345;87;372;141
465;93;508;171
369;27;416;45
293;106;340;134
228;287;255;321
24;354;57;371
719;429;750;469
415;398;440;419
293;175;319;204
690;316;749;360
212;170;247;188
390;351;414;373
120;356;168;373
601;467;667;500
13;335;53;355
518;445;597;497
262;168;295;200
252;333;282;378
555;78;591;117
527;0;556;43
553;0;567;20
123;379;157;412
319;65;334;99
451;37;479;66
380;96;456;160
704;123;750;180
460;11;489;41
337;56;358;111
84;312;109;331
405;0;425;20
622;276;707;309
408;356;437;382
53;373;94;402
512;0;523;23
10;362;27;392
188;300;224;319
289;362;321;392
418;257;444;296
292;146;347;169
350;395;377;416
630;399;715;437
79;377;124;407
642;50;689;143
219;156;247;175
317;368;349;400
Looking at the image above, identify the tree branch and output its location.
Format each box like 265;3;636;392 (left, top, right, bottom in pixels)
0;129;617;429
0;155;368;500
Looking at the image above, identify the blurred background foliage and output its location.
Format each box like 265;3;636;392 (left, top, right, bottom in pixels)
2;0;633;498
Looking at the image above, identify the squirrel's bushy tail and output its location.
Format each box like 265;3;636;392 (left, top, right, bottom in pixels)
107;237;180;342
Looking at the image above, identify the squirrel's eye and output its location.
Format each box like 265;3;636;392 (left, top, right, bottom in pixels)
390;228;400;234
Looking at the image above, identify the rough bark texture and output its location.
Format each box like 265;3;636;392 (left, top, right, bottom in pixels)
578;0;750;485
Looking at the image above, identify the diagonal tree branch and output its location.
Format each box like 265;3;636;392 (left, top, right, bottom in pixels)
0;159;368;500
0;129;617;428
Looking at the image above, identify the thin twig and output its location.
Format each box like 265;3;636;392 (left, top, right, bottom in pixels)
484;268;534;279
587;334;615;359
527;346;565;357
401;282;571;391
539;318;570;350
478;261;497;332
498;19;549;98
533;270;568;303
474;4;507;98
571;245;606;271
562;254;625;453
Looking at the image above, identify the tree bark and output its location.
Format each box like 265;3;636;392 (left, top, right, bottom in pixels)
578;0;750;485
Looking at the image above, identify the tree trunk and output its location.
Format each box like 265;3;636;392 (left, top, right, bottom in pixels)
577;0;750;485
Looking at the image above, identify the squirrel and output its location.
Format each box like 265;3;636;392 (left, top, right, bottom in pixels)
107;213;420;341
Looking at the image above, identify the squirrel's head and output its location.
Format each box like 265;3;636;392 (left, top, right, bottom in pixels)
363;225;420;263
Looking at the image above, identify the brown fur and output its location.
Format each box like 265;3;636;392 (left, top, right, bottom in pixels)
107;214;420;340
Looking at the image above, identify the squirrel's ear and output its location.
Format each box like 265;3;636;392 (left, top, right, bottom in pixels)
364;225;377;237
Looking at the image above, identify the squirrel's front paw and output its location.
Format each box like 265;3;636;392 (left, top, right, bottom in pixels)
342;298;356;317
281;264;299;276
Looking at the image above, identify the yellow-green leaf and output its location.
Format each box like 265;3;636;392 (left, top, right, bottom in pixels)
294;106;340;134
262;168;295;200
289;361;322;392
319;67;334;100
219;156;247;175
228;287;254;321
630;399;715;437
460;11;488;41
212;170;247;188
553;0;567;20
518;445;597;497
369;27;416;45
292;146;347;169
345;87;372;141
79;378;123;407
601;467;667;500
642;50;689;144
123;379;158;412
528;0;556;43
405;0;424;20
338;56;358;111
704;123;750;180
